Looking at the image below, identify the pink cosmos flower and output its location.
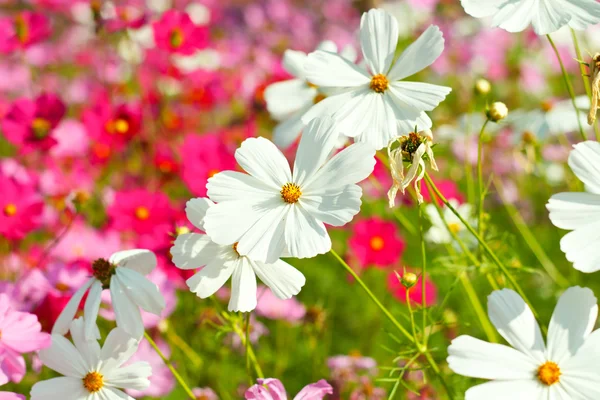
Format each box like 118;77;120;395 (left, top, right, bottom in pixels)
50;222;122;262
126;337;175;398
0;393;25;400
153;10;209;55
387;272;438;306
256;287;306;322
421;179;464;206
181;133;237;197
0;12;51;53
0;174;43;240
1;93;66;153
107;189;175;235
192;387;218;400
49;119;89;158
0;293;51;385
349;218;405;269
245;378;333;400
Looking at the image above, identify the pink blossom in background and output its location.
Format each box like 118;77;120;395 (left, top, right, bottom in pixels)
48;119;89;158
0;293;51;385
387;272;438;306
0;174;44;240
256;287;306;322
126;337;176;398
107;189;175;235
153;10;209;55
407;0;439;12
349;218;405;269
245;378;333;400
0;11;51;53
50;222;123;262
421;179;464;205
192;387;219;400
1;93;65;153
0;393;25;400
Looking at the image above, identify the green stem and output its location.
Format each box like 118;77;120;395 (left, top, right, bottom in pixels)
232;317;264;380
424;351;455;400
144;332;196;400
424;173;538;317
477;119;490;260
418;200;428;345
547;34;587;141
406;286;420;345
330;249;415;343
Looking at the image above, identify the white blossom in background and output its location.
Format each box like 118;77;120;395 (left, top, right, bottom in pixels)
31;317;151;400
171;198;306;312
425;200;476;246
302;8;451;150
460;0;600;35
448;287;600;400
203;117;376;264
53;249;165;340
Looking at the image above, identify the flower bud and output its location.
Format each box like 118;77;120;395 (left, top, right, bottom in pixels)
487;102;508;122
474;79;491;96
400;272;418;289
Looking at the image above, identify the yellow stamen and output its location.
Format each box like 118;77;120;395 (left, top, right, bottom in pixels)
170;28;185;48
369;236;385;251
31;117;51;139
114;118;129;134
370;74;389;93
537;361;561;386
281;183;302;204
82;371;104;393
232;242;240;256
3;203;17;217
448;223;461;234
92;258;115;287
14;14;29;44
135;206;150;220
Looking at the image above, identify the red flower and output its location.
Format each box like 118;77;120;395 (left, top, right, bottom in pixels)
349;218;406;268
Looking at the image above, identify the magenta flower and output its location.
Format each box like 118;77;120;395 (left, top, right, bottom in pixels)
0;12;51;53
0;174;43;240
0;393;25;400
256;287;306;322
1;93;65;153
107;189;175;235
153;10;209;55
245;378;333;400
192;387;219;400
0;293;51;385
349;218;405;269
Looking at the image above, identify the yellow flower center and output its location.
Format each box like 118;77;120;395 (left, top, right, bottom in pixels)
175;226;190;236
55;282;70;292
232;242;240;256
369;236;385;251
82;371;104;393
370;74;389;93
170;28;185;48
114;118;129;134
135;206;150;220
31;117;52;139
281;183;302;204
313;93;326;104
448;223;461;234
92;258;116;287
14;14;29;43
537;361;561;386
541;100;554;112
207;169;220;178
3;203;17;217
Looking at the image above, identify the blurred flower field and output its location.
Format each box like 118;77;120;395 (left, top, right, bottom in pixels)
2;0;600;399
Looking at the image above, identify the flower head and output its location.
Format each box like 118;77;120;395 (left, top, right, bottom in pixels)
0;173;44;240
0;12;51;53
153;10;209;55
245;378;333;400
349;217;405;268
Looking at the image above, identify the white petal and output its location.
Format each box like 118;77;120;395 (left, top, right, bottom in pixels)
353;94;399;150
282;49;307;78
30;377;89;400
251;259;305;299
235;205;288;264
389;82;451;112
304;143;375;192
565;0;600;31
273;110;305;150
491;0;536;34
547;192;600;230
465;380;545;400
561;331;600;398
110;278;144;340
115;268;165;315
101;387;134;400
207;170;275;203
39;335;87;378
304;50;370;88
171;233;224;270
185;198;214;231
447;335;539;380
265;79;316;121
83;281;104;341
301;185;363;227
387;25;445;81
558;222;600;273
228;259;257;312
568;141;600;195
104;362;151;390
69;317;101;372
186;259;236;298
300;89;359;126
110;250;156;276
359;8;398;75
52;278;95;336
547;286;598;363
100;327;139;370
333;90;381;141
460;0;503;18
235;137;292;189
488;289;546;364
293;116;340;187
284;205;332;259
530;0;570;35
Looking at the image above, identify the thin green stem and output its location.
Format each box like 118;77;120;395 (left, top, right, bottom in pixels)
144;332;196;400
424;351;455;400
405;287;420;345
547;34;587;141
232;317;264;380
166;326;203;368
330;249;415;343
424;173;538;317
418;199;428;345
477;119;490;260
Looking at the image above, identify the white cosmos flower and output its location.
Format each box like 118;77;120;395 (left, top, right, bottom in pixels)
461;0;600;35
425;199;476;245
31;317;151;400
53;249;166;340
171;198;306;312
203;116;376;264
302;8;451;150
264;41;356;149
547;141;600;273
448;286;600;400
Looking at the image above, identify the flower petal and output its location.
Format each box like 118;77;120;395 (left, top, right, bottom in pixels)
447;335;538;380
273;109;305;150
465;380;545;400
547;192;600;230
110;249;156;276
564;0;600;31
558;222;600;273
304;50;370;88
30;377;89;400
460;0;504;18
236;204;288;264
115;268;166;315
530;0;570;35
301;185;363;227
389;82;451;112
387;25;445;81
300;88;359;127
69;317;101;370
100;327;139;370
52;278;95;336
207;171;276;204
282;49;307;78
252;259;305;299
185;197;214;231
38;335;87;378
186;259;236;298
359;8;398;75
491;0;536;33
83;281;104;340
284;204;331;259
110;277;144;340
568;141;600;195
228;258;257;312
294;379;334;400
104;362;151;391
235;137;292;189
547;286;598;363
171;233;224;270
265;79;316;121
488;289;546;364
